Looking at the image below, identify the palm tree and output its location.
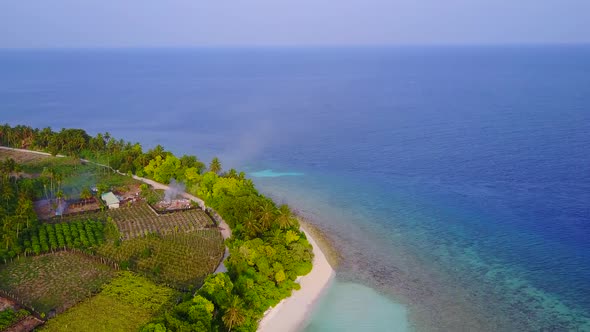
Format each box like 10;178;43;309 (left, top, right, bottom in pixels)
92;133;105;156
227;168;238;179
242;211;261;238
277;204;296;229
39;127;53;148
2;221;15;250
259;200;276;231
1;181;14;209
209;157;222;175
222;295;246;332
80;187;92;205
55;172;62;199
56;190;64;206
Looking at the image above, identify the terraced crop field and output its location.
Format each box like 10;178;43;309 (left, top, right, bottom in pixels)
95;230;223;289
0;252;114;315
109;202;215;239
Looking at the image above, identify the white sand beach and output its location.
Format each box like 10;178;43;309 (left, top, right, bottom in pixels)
258;227;336;332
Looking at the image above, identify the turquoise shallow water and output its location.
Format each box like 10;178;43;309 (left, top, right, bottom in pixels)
251;168;590;331
304;281;409;332
250;169;305;178
2;46;590;331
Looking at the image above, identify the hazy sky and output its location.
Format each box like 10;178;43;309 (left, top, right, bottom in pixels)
1;0;589;48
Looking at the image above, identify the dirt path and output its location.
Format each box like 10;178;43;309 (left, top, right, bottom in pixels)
0;146;65;158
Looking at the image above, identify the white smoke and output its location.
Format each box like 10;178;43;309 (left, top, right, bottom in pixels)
56;200;68;216
221;118;278;168
165;179;186;202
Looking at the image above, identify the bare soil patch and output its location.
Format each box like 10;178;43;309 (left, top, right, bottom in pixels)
0;148;50;164
5;316;44;332
34;198;102;221
0;296;18;311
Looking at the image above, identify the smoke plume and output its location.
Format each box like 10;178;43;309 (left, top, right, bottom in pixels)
165;179;186;202
56;200;68;216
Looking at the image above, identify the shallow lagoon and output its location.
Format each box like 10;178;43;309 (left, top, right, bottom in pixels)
305;281;409;332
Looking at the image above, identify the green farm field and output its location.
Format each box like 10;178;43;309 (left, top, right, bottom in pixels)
0;251;114;315
109;202;215;239
40;272;178;332
96;230;224;289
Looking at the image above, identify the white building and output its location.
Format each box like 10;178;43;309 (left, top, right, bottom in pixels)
101;192;120;209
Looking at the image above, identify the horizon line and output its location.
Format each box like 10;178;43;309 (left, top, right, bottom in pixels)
1;41;589;51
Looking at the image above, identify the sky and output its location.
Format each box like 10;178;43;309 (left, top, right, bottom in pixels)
0;0;589;48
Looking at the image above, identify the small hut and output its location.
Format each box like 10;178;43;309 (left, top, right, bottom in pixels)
101;192;120;209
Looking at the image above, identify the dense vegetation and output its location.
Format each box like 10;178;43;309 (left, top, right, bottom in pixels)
1;124;314;331
0;307;29;330
0;158;41;262
41;272;178;332
0;124;207;187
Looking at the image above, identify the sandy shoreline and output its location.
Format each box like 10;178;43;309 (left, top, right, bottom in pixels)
258;227;336;332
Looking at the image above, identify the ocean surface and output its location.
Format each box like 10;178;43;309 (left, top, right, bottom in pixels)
2;46;590;331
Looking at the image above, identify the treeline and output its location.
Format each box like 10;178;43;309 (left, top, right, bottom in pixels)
0;124;209;185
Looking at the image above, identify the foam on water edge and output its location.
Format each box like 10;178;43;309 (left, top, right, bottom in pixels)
249;169;305;178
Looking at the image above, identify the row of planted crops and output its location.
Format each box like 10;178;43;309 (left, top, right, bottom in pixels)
109;203;214;239
21;220;104;256
96;230;224;289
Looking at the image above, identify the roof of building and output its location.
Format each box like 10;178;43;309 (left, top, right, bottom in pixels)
101;191;120;205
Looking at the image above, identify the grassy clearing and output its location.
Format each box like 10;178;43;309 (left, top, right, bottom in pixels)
41;295;147;332
52;164;137;199
96;231;224;289
110;203;215;239
18;155;81;174
0;252;114;315
41;272;177;332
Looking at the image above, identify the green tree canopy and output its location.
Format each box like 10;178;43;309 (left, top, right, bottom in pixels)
209;157;222;175
222;295;246;332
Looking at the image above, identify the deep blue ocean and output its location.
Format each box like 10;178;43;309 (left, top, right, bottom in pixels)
1;46;589;331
